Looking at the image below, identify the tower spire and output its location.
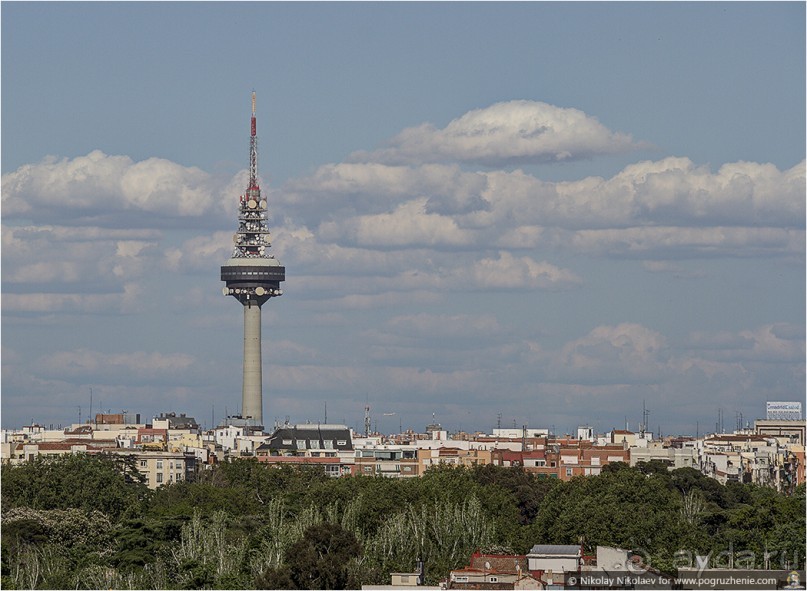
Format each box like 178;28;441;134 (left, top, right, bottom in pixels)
249;91;259;193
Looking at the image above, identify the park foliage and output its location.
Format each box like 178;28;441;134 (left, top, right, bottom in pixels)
1;454;804;589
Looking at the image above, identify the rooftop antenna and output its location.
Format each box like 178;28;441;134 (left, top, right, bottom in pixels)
324;401;328;424
89;388;93;424
364;402;371;437
640;400;650;437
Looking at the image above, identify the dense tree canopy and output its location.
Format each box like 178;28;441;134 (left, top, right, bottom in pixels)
1;455;804;589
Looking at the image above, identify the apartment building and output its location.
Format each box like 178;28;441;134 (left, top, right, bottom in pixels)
130;450;197;489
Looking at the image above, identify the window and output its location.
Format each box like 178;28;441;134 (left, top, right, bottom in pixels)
282;439;292;445
156;461;163;470
296;440;306;450
140;460;147;467
309;440;320;450
156;473;163;484
566;467;573;477
336;440;347;446
455;577;469;583
489;577;498;583
363;466;373;473
323;440;334;449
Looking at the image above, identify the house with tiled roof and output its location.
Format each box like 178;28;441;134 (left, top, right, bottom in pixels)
448;551;542;589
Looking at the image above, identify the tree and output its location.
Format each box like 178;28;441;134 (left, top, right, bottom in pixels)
1;454;149;520
281;523;362;590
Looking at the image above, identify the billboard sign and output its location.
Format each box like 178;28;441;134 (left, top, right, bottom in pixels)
766;401;802;420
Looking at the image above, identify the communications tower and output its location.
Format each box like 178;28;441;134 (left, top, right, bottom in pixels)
220;92;285;429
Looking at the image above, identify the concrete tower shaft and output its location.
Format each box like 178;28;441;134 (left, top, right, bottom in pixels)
220;92;284;428
242;302;263;422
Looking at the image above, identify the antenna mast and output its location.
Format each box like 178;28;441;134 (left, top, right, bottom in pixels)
249;91;259;195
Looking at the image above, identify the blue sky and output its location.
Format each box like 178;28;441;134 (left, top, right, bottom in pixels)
2;2;804;435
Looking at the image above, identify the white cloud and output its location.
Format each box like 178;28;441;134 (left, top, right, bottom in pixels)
464;251;582;290
554;323;670;384
280;163;489;228
2;224;160;313
624;158;805;227
687;323;805;363
1;150;227;226
163;231;234;272
351;100;643;166
278;154;803;259
318;197;475;248
40;348;195;380
566;226;804;258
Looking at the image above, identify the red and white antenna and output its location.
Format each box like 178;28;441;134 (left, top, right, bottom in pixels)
248;91;259;195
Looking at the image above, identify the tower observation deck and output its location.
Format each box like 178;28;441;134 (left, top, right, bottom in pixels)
220;92;285;428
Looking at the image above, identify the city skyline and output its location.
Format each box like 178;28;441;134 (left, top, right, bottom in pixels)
2;3;805;435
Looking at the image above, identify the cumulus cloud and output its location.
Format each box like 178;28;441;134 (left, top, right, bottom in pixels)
3;225;161;280
466;251;582;290
478;157;806;231
554;323;670;384
163;231;234;272
279;154;803;258
687;323;805;363
279;163;489;227
318;197;475;248
1;150;228;227
1;224;162;314
256;227;581;301
351;100;643;166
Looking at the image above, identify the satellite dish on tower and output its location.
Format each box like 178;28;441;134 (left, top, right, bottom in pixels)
248;199;257;209
255;287;265;296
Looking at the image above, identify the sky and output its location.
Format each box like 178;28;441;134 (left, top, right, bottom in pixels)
2;2;804;436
